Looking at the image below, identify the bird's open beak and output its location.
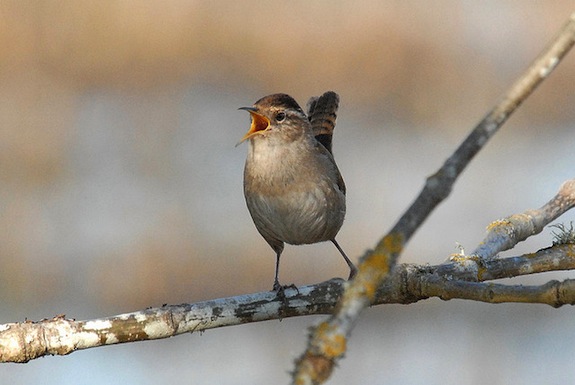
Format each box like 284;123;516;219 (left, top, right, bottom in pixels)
236;107;270;146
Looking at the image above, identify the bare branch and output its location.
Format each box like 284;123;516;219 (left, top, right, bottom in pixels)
437;244;575;282
0;285;334;363
372;244;575;306
293;13;575;384
2;242;574;363
472;179;575;259
422;277;575;307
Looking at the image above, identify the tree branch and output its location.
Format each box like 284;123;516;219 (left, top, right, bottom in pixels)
1;242;574;363
293;13;575;384
422;277;575;307
472;179;575;259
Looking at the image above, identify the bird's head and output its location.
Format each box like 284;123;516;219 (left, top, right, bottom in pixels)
237;93;309;145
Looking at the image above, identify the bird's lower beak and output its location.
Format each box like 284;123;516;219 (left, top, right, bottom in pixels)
237;107;270;145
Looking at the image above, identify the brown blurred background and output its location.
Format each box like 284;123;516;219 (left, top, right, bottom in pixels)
1;1;575;384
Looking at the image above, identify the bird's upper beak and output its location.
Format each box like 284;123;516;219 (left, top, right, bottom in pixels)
237;107;270;146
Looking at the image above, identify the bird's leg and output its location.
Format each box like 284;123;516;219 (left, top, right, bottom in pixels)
272;251;282;291
331;239;358;279
271;250;299;297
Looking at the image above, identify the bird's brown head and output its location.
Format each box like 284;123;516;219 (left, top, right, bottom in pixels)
237;93;309;145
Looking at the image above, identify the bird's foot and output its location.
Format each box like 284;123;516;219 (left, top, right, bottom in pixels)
272;282;299;298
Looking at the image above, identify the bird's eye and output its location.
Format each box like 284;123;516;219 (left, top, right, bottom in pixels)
275;112;286;122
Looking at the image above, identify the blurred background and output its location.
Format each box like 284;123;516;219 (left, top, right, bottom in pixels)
1;1;575;384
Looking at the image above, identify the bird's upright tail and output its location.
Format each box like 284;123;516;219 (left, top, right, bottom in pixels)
306;91;339;154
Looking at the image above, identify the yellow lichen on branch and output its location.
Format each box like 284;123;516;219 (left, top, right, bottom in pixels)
354;232;403;301
293;232;404;384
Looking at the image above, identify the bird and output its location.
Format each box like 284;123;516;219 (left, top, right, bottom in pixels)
237;91;357;291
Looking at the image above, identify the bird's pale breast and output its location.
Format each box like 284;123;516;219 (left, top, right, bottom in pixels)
244;136;345;246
